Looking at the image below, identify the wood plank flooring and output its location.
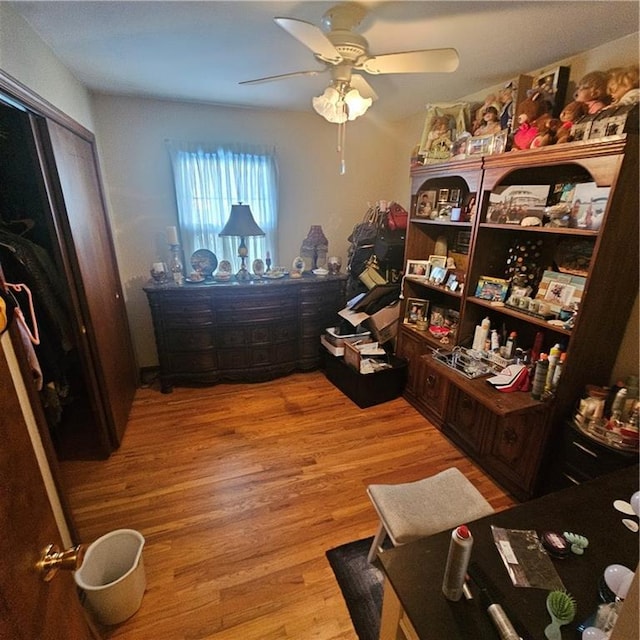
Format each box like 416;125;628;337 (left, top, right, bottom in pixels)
59;371;516;640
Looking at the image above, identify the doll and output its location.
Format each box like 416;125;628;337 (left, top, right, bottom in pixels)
498;81;516;130
512;92;549;150
424;115;454;156
606;64;640;107
473;106;502;136
472;94;501;132
554;100;588;144
573;71;610;114
531;118;561;148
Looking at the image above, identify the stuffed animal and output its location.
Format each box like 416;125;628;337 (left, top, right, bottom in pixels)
574;71;610;114
512;92;549;150
531;118;562;148
555;101;588;144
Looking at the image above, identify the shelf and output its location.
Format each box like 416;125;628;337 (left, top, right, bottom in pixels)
404;276;462;298
410;218;473;228
466;297;572;336
478;223;598;237
400;323;454;350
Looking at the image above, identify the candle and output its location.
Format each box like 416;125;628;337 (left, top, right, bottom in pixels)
166;226;179;246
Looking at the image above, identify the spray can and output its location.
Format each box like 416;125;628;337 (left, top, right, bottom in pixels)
504;332;517;359
442;525;473;601
531;353;549;400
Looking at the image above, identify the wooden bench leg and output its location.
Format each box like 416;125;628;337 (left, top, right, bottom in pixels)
367;521;387;563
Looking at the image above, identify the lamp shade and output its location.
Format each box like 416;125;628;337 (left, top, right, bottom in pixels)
219;204;265;237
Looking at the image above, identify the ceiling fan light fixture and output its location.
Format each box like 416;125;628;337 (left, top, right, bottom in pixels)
312;82;371;124
343;87;372;121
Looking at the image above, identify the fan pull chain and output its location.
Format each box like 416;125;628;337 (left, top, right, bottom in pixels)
337;120;346;175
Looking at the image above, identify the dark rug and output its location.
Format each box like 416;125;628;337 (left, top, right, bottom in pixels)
326;537;385;640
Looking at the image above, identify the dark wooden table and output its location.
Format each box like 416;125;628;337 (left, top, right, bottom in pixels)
379;465;639;639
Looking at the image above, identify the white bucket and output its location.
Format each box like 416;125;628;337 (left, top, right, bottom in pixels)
74;529;146;626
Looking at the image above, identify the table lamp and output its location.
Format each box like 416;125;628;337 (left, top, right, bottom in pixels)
219;203;265;281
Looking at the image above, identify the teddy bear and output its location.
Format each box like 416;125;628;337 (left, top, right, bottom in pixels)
574;70;610;114
512;92;550;150
555;100;588;144
531;118;562;148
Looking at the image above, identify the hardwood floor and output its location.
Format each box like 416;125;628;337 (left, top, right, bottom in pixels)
59;370;516;640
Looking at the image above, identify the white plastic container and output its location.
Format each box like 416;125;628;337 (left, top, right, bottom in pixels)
74;529;146;625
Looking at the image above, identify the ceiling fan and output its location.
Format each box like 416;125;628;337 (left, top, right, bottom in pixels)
240;2;460;117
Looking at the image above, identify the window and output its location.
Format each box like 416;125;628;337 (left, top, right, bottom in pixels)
168;142;278;270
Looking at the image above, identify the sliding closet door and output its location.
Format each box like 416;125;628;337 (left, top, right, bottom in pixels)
40;119;136;447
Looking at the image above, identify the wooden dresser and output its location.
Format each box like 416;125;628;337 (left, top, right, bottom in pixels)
144;274;347;392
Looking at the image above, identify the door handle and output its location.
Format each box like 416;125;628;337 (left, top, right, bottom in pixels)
36;543;86;582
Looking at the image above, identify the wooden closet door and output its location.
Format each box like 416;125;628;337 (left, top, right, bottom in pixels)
42;119;136;447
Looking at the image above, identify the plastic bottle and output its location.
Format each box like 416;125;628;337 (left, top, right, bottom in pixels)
531;353;549;400
472;317;490;352
442;525;473;601
545;344;562;394
611;387;628;421
490;329;500;352
551;352;566;389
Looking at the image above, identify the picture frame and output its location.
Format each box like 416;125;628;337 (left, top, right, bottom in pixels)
449;188;461;204
437;203;453;219
535;270;586;314
569;182;611;230
438;188;450;203
405;259;431;277
429;266;448;285
428;254;447;269
532;66;570;117
445;273;459;291
404;298;429;325
415;189;438;218
491;130;508;155
418;103;471;163
475;276;510;302
486;184;551;225
467;134;494;157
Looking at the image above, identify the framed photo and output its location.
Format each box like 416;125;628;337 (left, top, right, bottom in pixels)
535;270;586;313
486;184;551;225
445;273;459;291
404;298;429;324
428;254;447;269
475;276;509;302
405;259;431;277
449;188;461;204
415;190;437;218
437;203;453;219
569;182;611;230
438;188;450;202
491;130;508;155
419;103;471;163
429;266;448;285
467;134;494;157
532;66;569;117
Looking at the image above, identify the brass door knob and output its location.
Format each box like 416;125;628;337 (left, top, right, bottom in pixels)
36;543;86;582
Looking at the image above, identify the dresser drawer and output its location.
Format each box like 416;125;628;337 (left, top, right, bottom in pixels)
162;327;214;351
165;349;217;373
444;386;491;454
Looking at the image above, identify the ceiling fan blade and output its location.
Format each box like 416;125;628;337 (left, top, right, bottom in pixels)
360;48;459;75
239;69;325;85
350;75;378;102
274;17;342;64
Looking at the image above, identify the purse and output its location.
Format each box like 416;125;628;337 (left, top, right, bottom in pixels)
358;256;387;290
386;202;408;231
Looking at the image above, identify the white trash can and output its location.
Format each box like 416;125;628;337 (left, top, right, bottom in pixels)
74;529;146;626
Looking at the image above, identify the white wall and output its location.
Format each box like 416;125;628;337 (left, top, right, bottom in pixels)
0;3;94;130
91;94;407;367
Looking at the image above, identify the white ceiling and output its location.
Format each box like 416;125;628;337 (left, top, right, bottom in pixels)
10;1;640;122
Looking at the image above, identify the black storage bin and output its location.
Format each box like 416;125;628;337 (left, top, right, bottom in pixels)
323;351;407;408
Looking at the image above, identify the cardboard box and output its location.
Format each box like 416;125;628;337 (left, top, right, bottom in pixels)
324;326;371;347
323;351;408;408
366;302;401;345
338;285;401;346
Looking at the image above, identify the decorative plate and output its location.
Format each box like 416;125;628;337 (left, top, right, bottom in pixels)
253;259;265;277
190;249;218;277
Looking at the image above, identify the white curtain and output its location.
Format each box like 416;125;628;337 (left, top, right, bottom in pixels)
168;141;278;271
